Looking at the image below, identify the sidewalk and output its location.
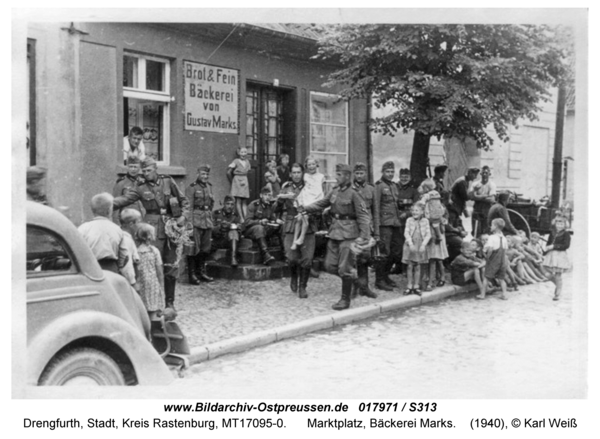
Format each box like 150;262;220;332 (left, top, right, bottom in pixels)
174;269;480;365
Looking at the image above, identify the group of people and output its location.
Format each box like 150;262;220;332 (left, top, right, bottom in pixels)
66;129;571;319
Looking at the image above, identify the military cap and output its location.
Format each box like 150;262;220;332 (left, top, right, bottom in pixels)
126;155;141;165
260;186;273;194
381;161;395;172
141;157;157;168
223;195;235;203
434;164;448;173
27;166;47;184
336;163;352;174
353;162;368;172
399;168;411;175
467;166;480;173
197;164;211;173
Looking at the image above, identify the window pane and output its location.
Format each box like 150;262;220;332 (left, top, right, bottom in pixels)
310;125;346;154
27;226;74;273
125;98;165;161
146;60;164;92
311;93;346;125
123;56;138;88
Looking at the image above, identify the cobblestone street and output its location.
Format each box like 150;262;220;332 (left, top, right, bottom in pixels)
175;273;584;399
175;269;414;347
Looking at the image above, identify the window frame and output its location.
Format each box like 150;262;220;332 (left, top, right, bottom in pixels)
26;226;79;278
123;52;171;166
309;91;349;183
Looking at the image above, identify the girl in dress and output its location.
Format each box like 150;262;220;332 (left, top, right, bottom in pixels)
135;223;165;315
402;203;431;296
543;216;571;301
291;155;326;249
227;147;251;222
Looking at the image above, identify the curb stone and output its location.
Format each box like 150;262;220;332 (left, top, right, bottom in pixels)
188;283;480;366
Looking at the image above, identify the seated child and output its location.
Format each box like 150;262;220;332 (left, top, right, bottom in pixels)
450;240;487;298
263;170;281;199
292;155;326;250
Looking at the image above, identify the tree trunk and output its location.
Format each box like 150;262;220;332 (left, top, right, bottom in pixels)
409;131;431;185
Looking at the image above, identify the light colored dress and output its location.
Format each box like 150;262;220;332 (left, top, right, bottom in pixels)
295;171;325;206
402;217;431;264
137;244;165;312
228;158;250;199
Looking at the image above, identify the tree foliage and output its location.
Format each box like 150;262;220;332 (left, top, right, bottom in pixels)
315;24;571;180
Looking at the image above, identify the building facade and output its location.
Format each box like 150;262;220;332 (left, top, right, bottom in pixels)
26;22;369;224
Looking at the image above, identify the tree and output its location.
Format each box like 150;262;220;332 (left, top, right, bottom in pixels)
316;24;570;183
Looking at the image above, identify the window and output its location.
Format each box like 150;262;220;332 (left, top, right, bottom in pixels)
27;226;75;275
123;53;171;165
309;92;348;188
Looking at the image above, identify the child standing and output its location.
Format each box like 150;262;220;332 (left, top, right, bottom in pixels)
402;203;431;296
263;170;281;199
135;223;166;314
292;155;326;249
227;146;251;222
481;218;509;300
543;216;571;301
425;215;449;290
276;153;291;185
418;179;446;243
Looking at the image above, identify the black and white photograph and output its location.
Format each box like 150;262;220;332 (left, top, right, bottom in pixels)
10;5;593;433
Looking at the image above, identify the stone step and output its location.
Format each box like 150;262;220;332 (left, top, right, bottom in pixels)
206;261;290;281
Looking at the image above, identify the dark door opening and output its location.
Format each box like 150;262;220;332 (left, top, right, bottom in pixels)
245;83;295;200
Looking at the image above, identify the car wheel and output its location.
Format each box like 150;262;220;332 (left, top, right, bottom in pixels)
38;347;126;386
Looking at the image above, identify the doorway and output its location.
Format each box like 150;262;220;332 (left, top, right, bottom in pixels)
245;83;295;200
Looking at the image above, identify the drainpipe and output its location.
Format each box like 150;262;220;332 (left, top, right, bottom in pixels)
551;84;566;208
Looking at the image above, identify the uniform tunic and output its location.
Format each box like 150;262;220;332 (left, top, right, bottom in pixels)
304;183;370;278
243;199;278;240
276;180;316;268
375;178;403;261
185;180;214;255
212;208;242;249
113;174;189;278
353;180;379;263
112;174;144;224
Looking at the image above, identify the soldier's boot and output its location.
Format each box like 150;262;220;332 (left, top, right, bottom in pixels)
298;266;310;299
259;237;275;265
187;256;200;285
289;264;299;293
332;278;352;311
197;254;214;282
358;262;377;299
230;239;239;267
164;277;177;310
384;259;398;287
375;263;394;291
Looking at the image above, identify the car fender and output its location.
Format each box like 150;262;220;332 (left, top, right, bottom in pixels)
28;310;173;386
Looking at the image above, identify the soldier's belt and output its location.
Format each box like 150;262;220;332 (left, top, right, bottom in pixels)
194;206;211;211
333;214;357;220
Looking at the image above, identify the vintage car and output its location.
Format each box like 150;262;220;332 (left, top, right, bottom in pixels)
26;201;174;386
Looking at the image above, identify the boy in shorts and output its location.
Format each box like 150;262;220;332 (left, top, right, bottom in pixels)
450;240;486;298
481;218;509;300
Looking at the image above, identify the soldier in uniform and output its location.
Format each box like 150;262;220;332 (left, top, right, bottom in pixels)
212;195;242;267
374;162;403;290
351;162;379;299
112;155;144;224
113;157;189;309
276;163;316;298
185;164;215;284
395;168;421;274
301;163;371;310
243;187;283;265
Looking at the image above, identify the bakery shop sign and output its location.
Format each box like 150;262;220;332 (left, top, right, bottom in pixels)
184;60;239;134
